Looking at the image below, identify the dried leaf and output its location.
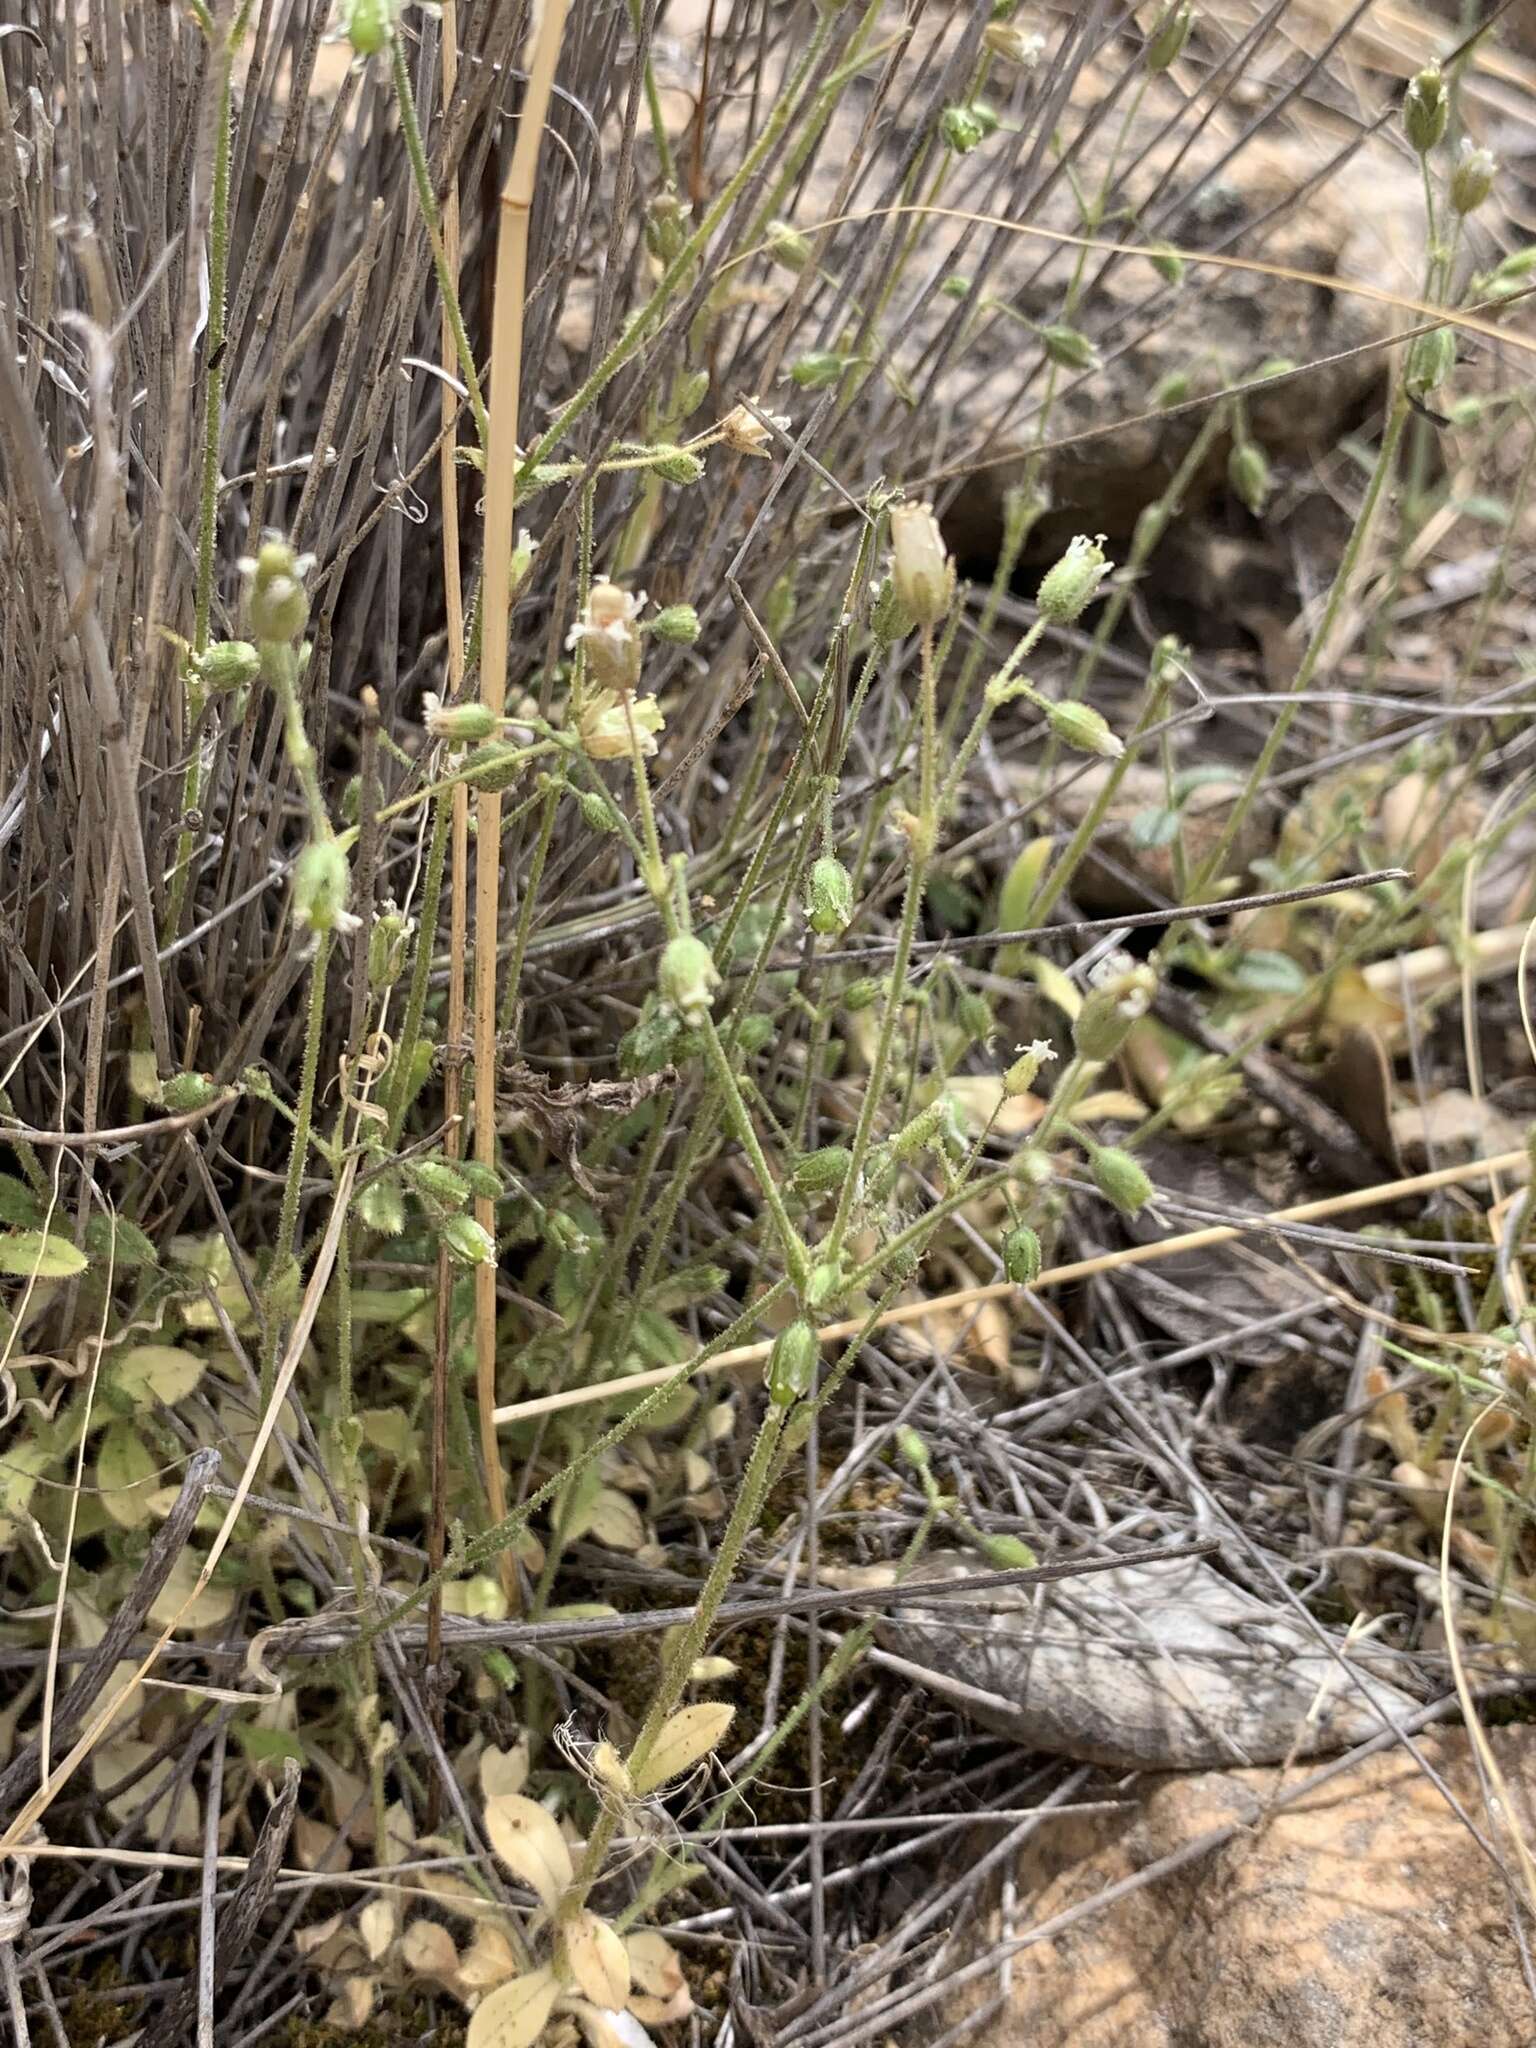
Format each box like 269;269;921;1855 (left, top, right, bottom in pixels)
624;1931;685;2004
455;1920;520;1993
400;1918;460;1981
564;1910;630;2012
480;1740;530;1800
631;1703;735;1795
483;1792;574;1912
358;1897;397;1962
325;1976;378;2031
466;1966;559;2048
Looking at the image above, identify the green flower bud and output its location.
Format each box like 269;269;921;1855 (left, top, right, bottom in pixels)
1039;323;1099;371
1091;1145;1154;1216
941;104;987;154
462;742;527;791
368;909;411;991
767;1319;819;1407
842;977;881;1012
649;445;705;486
294;839;351;935
790;349;847;389
1002;1223;1042;1285
1036;535;1111;624
194;640;261;692
407;1158;473;1212
440;1214;496;1267
805;1260;846;1311
1228;440;1272;516
1151;370;1191;409
1448;395;1483;428
1145;0;1193;71
458;1162;504;1201
644;189;689;264
659;934;721;1025
1015;1146;1053;1189
1403;66;1447;156
766;219;812;272
807;855;855;935
978;1531;1037;1569
792;1146;853;1195
650;603;700;645
941;273;972;300
1405;325;1455;401
1148;244;1185;285
423;696;499;743
357;1171;406;1236
895;1425;930;1471
1073;963;1157;1061
577;789;619;833
1450;142;1496;216
346;0;396;56
245;538;311;644
674;368;711;418
736;1013;775;1055
1046;698;1123;759
161;1071;222;1113
1004;1040;1055;1096
956;990;995;1043
621;1002;684;1077
1255;356;1296;380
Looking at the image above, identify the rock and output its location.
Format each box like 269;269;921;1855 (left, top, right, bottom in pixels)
873;1549;1419;1769
952;1727;1536;2047
932;108;1425;561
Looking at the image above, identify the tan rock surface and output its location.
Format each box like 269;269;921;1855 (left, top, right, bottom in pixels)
960;1729;1536;2046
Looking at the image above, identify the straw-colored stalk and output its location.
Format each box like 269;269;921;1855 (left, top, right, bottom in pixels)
474;0;571;1605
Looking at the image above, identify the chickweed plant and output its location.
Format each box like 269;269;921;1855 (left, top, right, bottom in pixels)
1;0;1535;2038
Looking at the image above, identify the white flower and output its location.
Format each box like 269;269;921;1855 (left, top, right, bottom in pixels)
720;400;789;457
567;579;646;693
576;689;664;762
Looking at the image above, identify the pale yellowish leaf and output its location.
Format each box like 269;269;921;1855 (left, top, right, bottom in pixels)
630;1703;735;1796
454;1920;520;1993
326;1976;378;2031
400;1918;460;1981
480;1739;530;1800
109;1343;206;1405
147;1550;235;1630
443;1574;510;1621
564;1910;630;2012
359;1897;397;1962
624;1931;685;2003
483;1792;574;1912
97;1423;159;1529
466;1966;558;2048
586;1488;645;1552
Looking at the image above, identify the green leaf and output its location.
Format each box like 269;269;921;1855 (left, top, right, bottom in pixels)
0;1439;52;1540
85;1215;159;1268
0;1231;88;1279
1130;806;1180;849
234;1724;306;1770
0;1177;41;1228
1227;949;1308;995
645;1264;729;1314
